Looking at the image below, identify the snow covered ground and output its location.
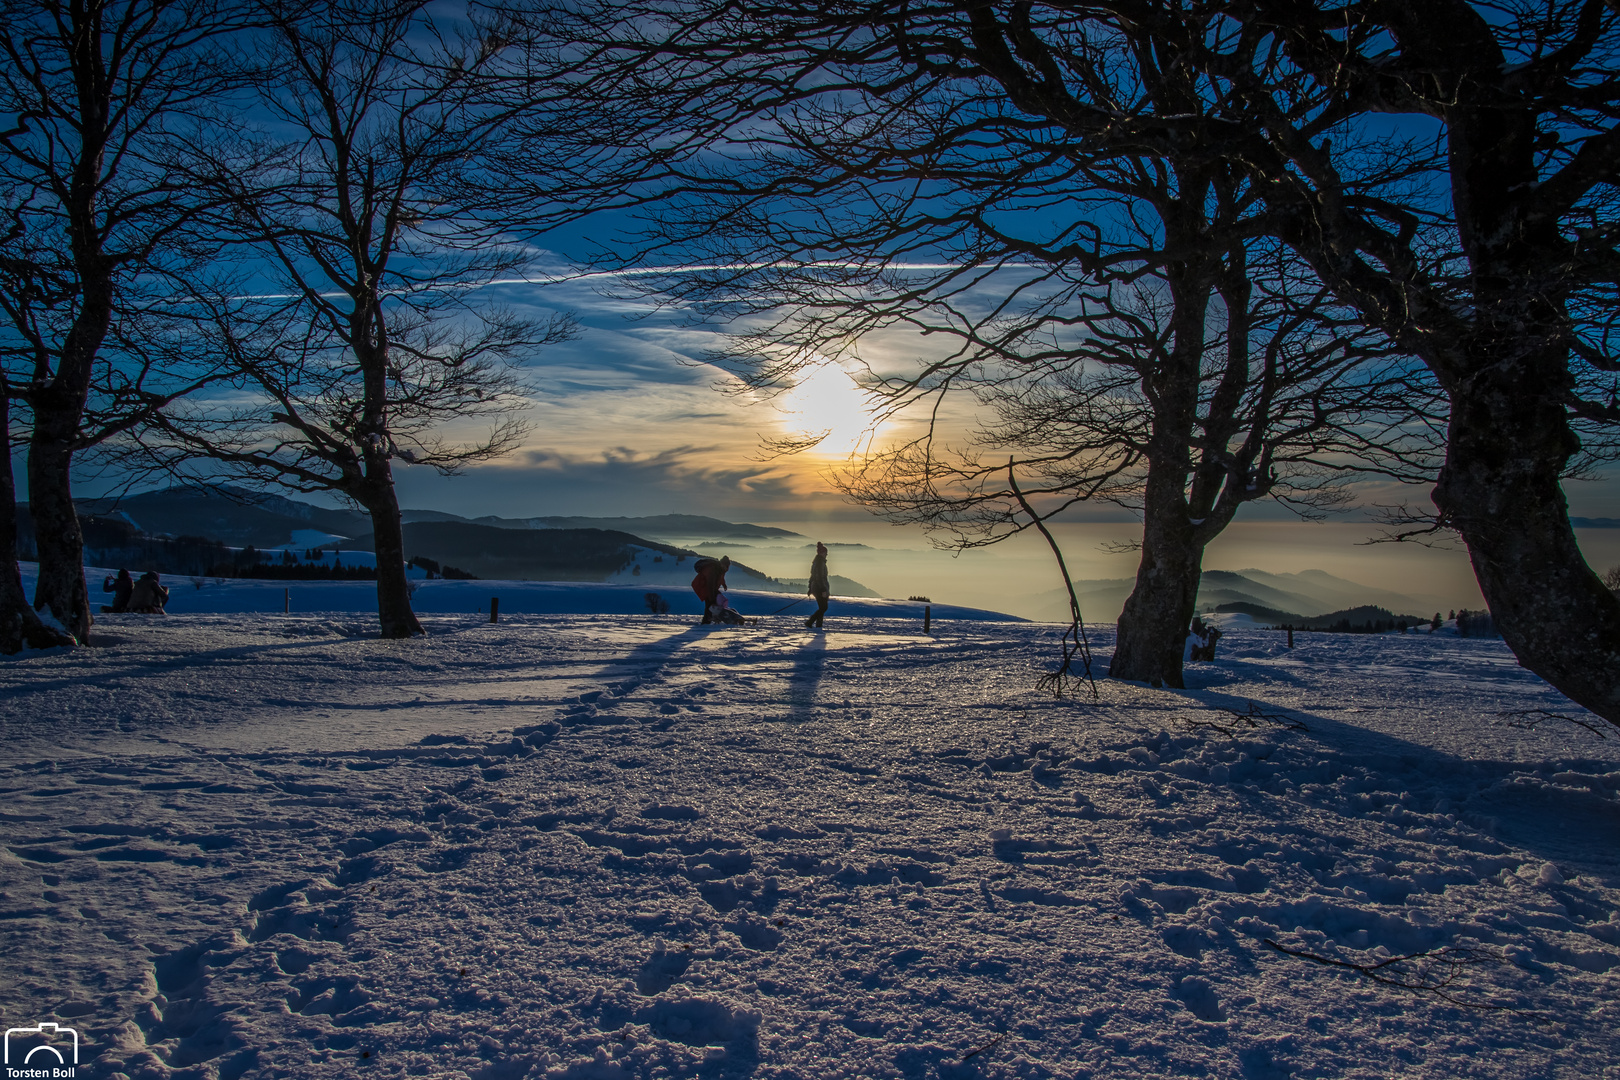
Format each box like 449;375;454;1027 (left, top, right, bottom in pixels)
2;613;1617;1079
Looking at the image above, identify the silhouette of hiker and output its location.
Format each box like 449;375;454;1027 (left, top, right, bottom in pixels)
805;542;830;629
691;555;730;624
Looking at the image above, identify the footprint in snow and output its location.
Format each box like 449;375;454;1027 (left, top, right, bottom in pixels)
635;944;693;996
1174;975;1225;1021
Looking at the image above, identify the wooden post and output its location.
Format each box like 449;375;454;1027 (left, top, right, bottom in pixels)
489;597;499;624
1286;625;1293;649
923;604;931;634
284;588;290;614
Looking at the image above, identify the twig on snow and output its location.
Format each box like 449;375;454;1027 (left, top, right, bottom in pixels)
1494;708;1608;739
1183;699;1307;736
1262;938;1526;1013
960;1031;1005;1063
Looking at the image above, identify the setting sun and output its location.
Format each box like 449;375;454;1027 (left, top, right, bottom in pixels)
777;361;883;455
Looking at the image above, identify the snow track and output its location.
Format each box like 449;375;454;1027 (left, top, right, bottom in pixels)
1;615;1618;1078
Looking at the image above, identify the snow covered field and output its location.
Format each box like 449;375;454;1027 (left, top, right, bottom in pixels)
2;614;1618;1079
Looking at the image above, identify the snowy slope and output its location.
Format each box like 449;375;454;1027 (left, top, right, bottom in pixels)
1;616;1617;1079
61;563;1017;623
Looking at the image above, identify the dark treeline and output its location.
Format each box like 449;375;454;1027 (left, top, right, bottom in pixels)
1280;607;1498;638
1216;602;1431;634
225;563;378;581
1;2;1617;731
18;512;234;578
16;509;388;580
408;556;478;581
1455;609;1500;640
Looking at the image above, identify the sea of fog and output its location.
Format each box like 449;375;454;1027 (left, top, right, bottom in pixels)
672;519;1543;622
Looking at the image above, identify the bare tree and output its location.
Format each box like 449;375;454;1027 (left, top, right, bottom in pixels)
121;1;577;638
1204;0;1620;722
575;0;1620;721
561;1;1441;686
0;0;257;643
837;241;1440;687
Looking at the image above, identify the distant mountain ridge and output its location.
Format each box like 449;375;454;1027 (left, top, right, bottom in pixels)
1032;566;1436;624
1210;602;1430;631
44;487;875;596
75;486;368;546
63;487;802;548
402;510;802;540
343;522;879;596
348;522;691;583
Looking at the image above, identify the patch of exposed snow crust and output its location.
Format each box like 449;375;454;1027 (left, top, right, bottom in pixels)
1;615;1617;1078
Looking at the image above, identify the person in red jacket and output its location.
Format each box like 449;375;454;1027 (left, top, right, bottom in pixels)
690;555;730;623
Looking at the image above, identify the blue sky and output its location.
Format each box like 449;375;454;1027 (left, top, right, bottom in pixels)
34;247;1620;616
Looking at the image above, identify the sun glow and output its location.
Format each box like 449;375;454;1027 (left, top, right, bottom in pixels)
778;363;884;456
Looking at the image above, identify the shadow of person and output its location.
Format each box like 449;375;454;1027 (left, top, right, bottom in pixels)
787;630;828;724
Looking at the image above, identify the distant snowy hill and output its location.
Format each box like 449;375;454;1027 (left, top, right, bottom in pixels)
60;487;804;548
55;562;1019;621
40;487;884;595
403;509;803;541
344;522;824;594
1030;567;1434;623
50;487;369;547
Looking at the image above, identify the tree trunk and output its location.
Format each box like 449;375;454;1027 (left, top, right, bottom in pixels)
1107;233;1211;688
25;245;113;645
27;418;90;643
356;455;423;640
1250;1;1620;726
0;390;75;653
1429;62;1620;725
1433;340;1620;724
1110;476;1205;688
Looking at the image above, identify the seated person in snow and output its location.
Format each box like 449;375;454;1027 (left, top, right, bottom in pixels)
1186;616;1223;662
102;568;133;613
710;591;746;625
126;571;170;614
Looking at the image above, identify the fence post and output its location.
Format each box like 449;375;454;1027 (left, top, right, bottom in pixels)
923;604;931;634
490;597;499;624
1286;625;1293;649
284;588;290;614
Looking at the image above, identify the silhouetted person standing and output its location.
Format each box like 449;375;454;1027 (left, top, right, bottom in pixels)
805;542;830;629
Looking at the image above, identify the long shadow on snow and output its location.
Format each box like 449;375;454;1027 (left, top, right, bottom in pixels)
786;631;827;723
0;636;390;700
1169;682;1620;871
583;622;729;695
